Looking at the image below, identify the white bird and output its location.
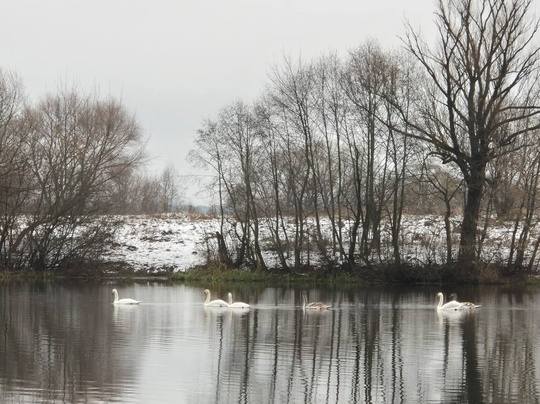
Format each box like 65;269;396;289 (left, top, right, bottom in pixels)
203;289;228;307
449;293;481;309
302;293;331;310
227;292;250;309
436;292;462;310
112;289;141;305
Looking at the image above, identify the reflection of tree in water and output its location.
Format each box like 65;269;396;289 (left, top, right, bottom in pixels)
0;282;144;403
477;292;540;403
2;285;540;402
210;288;540;403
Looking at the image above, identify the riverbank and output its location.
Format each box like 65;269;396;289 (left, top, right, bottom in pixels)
2;213;539;285
2;262;537;289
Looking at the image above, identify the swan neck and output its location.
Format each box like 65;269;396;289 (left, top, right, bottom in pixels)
204;291;210;304
437;294;443;309
228;293;233;305
113;290;118;303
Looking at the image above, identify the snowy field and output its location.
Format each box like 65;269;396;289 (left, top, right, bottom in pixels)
101;214;539;273
102;215;220;273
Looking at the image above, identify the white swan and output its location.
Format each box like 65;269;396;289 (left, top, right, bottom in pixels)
112;289;141;305
436;292;462;310
203;289;228;307
227;292;250;309
449;293;481;309
302;293;331;310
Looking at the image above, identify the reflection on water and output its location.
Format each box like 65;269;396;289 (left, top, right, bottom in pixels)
1;283;540;403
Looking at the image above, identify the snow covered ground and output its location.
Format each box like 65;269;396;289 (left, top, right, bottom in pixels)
102;215;220;272
101;214;540;273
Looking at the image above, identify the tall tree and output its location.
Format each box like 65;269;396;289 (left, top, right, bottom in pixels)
402;0;540;278
267;57;317;269
344;41;397;263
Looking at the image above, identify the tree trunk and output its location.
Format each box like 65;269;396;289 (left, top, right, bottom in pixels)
215;231;232;267
458;170;484;279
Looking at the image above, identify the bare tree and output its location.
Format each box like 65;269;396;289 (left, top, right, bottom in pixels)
219;100;267;270
344;41;401;263
402;0;540;278
160;163;182;212
189;118;234;266
312;54;349;264
190;101;269;270
489;126;540;272
418;156;464;263
8;89;145;270
253;100;292;271
266;57;317;270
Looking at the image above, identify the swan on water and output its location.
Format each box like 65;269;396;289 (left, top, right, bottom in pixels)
227;292;250;309
112;289;141;305
302;293;331;310
449;293;481;309
436;292;462;310
203;289;228;307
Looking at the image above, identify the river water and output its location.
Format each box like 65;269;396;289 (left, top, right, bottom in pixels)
1;281;539;403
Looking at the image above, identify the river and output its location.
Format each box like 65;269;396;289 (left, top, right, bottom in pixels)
0;281;538;403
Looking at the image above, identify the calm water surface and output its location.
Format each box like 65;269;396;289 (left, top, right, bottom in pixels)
1;281;540;403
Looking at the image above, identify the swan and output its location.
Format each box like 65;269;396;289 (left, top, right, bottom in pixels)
112;289;141;305
449;293;481;309
436;292;462;310
203;289;228;307
302;293;331;310
227;292;250;309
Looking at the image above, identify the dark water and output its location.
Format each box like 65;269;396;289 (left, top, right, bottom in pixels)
1;281;539;403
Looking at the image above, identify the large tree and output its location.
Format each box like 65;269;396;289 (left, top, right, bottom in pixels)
4;89;145;270
402;0;540;277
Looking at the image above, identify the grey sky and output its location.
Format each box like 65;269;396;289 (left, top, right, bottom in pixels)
2;0;444;203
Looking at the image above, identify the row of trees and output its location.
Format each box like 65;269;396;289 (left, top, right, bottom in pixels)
190;0;540;280
0;73;186;271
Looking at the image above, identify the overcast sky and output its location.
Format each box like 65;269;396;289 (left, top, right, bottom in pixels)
0;0;462;203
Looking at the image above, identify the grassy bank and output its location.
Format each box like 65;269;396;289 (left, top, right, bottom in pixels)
169;266;369;287
169;261;536;287
0;262;535;288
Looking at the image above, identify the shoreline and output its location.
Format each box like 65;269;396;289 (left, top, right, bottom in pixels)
1;264;536;288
